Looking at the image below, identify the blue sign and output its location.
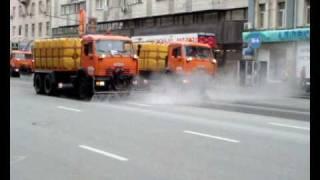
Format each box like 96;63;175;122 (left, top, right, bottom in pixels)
248;34;261;49
243;28;310;43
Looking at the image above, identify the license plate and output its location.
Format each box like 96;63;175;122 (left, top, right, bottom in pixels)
113;63;124;67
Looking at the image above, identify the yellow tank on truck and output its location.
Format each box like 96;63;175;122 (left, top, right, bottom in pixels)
33;38;82;71
137;43;169;71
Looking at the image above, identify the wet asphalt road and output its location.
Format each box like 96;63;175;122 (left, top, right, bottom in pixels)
10;76;309;180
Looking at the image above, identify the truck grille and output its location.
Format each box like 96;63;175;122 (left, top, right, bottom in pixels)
106;68;130;76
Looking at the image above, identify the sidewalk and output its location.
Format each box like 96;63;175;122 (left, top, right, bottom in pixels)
205;84;310;120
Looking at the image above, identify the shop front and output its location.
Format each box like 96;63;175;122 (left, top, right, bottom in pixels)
242;28;310;90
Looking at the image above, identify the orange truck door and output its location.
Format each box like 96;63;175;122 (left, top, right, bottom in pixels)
81;40;96;76
168;45;184;73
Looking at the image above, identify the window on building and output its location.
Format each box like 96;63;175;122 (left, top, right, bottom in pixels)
25;24;28;38
12;6;16;19
204;12;218;23
143;18;155;27
46;22;50;36
46;0;50;15
96;0;106;9
305;0;310;25
183;15;193;24
66;5;70;14
19;25;22;36
80;2;86;10
193;14;204;24
160;16;173;26
18;5;22;17
231;9;245;20
12;26;16;36
31;2;36;16
70;4;75;14
225;11;231;21
39;1;43;14
32;24;35;37
244;8;248;20
75;3;80;13
173;15;183;25
61;5;65;15
277;1;286;28
38;22;42;37
259;3;266;28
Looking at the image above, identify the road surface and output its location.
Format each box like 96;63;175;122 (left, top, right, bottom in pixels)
10;76;310;180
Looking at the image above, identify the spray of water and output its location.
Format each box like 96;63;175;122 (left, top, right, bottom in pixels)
92;64;303;105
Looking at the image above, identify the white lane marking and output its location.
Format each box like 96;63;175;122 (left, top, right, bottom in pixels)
57;106;81;112
269;122;310;131
126;102;152;107
184;130;240;143
79;145;128;161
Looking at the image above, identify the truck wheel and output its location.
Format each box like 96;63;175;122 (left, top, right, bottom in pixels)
44;74;56;95
34;74;44;94
78;76;93;100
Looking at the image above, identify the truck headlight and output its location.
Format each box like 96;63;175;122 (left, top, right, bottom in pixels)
96;81;105;86
187;57;193;62
211;59;217;64
143;79;149;84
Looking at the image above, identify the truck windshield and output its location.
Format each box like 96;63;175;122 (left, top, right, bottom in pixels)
96;40;134;56
14;53;32;59
185;46;213;59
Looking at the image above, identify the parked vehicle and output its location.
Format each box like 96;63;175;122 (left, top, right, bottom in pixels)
10;50;34;77
32;34;139;99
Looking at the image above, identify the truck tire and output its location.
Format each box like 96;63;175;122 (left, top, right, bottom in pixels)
78;76;93;100
44;74;56;95
34;74;44;94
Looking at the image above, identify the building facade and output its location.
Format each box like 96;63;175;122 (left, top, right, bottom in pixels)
50;0;249;75
10;0;51;50
243;0;310;88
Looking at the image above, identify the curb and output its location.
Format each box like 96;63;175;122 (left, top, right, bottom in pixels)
199;102;310;121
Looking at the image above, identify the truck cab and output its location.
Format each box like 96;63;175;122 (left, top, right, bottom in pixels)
10;50;34;77
166;42;217;76
81;34;139;91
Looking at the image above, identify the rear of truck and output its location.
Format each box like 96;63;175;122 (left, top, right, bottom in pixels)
32;35;138;99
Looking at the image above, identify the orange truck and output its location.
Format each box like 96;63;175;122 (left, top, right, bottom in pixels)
134;41;217;88
10;50;34;77
32;34;139;99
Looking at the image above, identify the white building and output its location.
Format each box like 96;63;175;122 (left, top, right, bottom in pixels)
243;0;309;89
10;0;51;50
51;0;248;28
51;0;248;76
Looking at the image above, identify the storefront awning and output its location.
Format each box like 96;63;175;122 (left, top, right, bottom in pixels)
243;28;310;43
